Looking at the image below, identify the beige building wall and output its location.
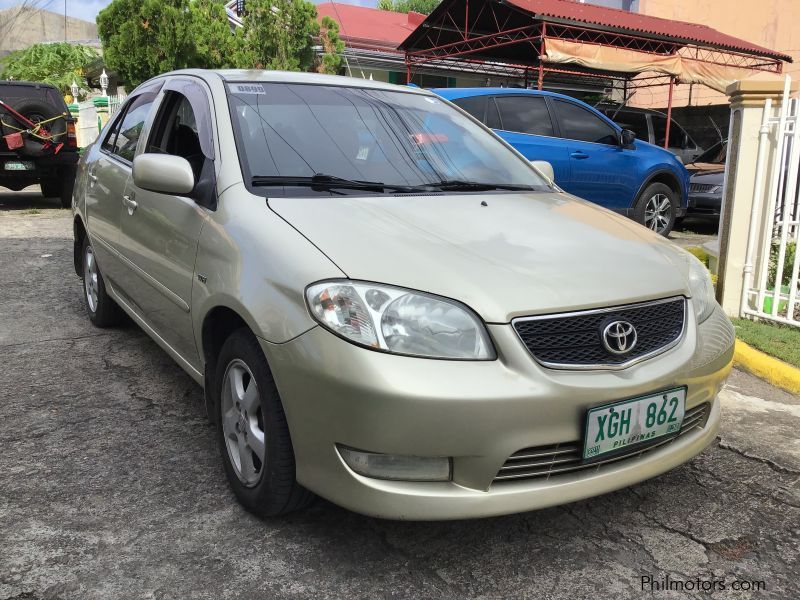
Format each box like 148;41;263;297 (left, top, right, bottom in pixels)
0;6;98;57
630;0;800;108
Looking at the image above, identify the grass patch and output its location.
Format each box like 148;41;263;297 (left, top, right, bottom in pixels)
21;208;40;215
732;318;800;369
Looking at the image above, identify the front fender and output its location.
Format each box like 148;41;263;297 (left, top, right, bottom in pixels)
191;184;345;359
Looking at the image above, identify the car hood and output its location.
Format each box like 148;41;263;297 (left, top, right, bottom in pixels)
691;170;725;183
268;192;692;323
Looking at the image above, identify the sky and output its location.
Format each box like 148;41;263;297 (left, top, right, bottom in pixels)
0;0;379;23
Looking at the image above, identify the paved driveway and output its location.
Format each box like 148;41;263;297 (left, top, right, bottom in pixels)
0;192;797;599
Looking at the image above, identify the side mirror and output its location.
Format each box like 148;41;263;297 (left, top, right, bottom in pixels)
531;160;554;182
620;129;636;148
133;154;195;195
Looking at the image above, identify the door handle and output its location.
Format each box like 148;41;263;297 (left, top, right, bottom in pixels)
123;194;138;214
570;151;589;159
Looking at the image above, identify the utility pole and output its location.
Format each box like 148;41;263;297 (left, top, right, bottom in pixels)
64;0;67;41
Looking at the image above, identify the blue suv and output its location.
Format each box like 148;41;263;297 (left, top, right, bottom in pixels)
432;88;690;236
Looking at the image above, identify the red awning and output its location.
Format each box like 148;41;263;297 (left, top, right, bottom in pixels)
501;0;790;62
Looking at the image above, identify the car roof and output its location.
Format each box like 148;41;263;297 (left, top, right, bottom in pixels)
431;86;623;131
431;87;581;102
0;80;59;90
159;69;432;96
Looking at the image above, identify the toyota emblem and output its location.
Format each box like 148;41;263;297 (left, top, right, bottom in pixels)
602;320;637;354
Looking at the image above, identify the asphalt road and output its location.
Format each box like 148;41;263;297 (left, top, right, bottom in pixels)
1;190;798;600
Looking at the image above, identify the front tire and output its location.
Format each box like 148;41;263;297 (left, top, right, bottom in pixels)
634;182;677;236
215;329;313;517
81;238;123;327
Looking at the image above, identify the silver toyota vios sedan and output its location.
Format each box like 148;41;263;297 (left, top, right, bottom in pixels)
72;70;734;520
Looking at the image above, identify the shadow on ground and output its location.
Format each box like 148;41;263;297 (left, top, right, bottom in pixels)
0;186;65;211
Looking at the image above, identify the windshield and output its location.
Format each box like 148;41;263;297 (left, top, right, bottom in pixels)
226;82;551;196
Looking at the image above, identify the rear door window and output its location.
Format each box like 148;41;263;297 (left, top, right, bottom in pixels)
486;98;502;129
611;110;649;141
553;99;618;145
495;96;555;137
452;96;487;123
652;114;687;149
105;93;157;163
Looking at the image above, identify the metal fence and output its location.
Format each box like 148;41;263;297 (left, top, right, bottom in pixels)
741;76;800;327
109;94;125;117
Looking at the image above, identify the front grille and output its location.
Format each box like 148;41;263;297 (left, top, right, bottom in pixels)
493;402;709;484
512;297;685;369
690;182;716;193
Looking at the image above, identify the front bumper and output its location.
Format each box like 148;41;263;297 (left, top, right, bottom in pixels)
262;303;733;520
687;193;722;217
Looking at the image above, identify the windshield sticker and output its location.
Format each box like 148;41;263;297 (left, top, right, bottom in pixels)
231;83;266;95
356;146;370;160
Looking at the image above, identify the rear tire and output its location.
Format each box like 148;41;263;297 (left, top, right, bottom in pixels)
81;237;123;327
59;171;76;208
214;329;313;517
41;179;58;198
634;182;676;236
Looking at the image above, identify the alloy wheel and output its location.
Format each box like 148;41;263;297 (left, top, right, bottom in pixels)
84;245;99;313
221;359;266;487
644;193;672;233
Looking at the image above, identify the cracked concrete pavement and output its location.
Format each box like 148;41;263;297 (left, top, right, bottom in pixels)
1;191;798;599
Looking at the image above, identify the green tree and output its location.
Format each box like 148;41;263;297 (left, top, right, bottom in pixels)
188;0;241;70
377;0;440;14
97;0;195;88
0;42;98;95
317;16;345;75
234;0;319;71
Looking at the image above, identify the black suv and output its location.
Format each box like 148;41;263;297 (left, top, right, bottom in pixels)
0;81;79;207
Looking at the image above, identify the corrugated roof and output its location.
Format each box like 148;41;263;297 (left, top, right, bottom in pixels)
316;2;424;52
503;0;791;62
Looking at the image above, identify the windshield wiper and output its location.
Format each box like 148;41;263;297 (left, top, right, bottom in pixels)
251;173;419;193
429;180;539;192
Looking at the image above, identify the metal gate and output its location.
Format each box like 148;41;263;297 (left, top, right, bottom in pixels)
741;77;800;327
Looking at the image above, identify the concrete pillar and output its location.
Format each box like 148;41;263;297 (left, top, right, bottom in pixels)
93;96;110;133
716;79;796;316
67;102;80;148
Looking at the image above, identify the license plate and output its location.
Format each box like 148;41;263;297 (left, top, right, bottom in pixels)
583;387;686;459
4;161;35;171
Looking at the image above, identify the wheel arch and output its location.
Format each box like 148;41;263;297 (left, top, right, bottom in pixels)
200;303;259;422
635;170;683;207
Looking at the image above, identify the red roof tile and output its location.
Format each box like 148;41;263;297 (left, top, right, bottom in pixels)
316;2;423;52
503;0;790;61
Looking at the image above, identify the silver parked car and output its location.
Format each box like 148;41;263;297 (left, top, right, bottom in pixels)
72;70;734;520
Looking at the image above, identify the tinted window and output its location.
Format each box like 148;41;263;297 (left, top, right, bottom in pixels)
486;98;502;129
112;94;156;162
652;114;687;149
101;111;124;154
554;99;618;145
495;96;554;136
227;83;550;196
610;110;649;141
452;96;487;122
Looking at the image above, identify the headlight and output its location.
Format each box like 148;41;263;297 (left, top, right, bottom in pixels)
687;254;717;323
709;185;722;194
306;280;495;360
